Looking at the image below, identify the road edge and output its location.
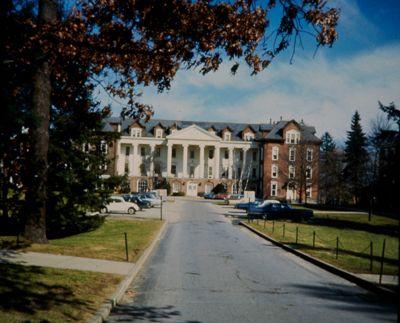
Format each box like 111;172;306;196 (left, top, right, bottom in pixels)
239;221;397;302
87;220;168;323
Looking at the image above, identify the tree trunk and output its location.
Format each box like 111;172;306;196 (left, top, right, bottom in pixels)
24;0;58;243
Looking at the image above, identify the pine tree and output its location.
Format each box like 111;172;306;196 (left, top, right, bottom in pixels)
343;111;368;205
319;132;342;205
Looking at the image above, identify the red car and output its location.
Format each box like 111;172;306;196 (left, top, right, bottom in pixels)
214;193;230;200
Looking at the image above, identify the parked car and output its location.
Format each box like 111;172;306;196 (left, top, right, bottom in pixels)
229;194;244;200
100;196;140;215
122;194;151;209
234;200;261;211
136;192;162;207
214;193;230;200
203;192;216;199
247;203;313;221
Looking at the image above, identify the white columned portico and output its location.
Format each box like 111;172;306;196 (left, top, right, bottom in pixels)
182;144;188;178
167;143;173;177
214;145;220;179
199;144;205;178
228;147;234;179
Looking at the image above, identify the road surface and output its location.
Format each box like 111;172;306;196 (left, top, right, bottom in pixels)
106;198;397;323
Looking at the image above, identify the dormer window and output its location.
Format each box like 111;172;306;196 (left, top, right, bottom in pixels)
224;132;231;141
155;128;163;138
244;133;254;141
286;130;300;144
131;128;142;137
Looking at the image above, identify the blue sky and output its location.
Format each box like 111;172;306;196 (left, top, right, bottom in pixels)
105;0;400;144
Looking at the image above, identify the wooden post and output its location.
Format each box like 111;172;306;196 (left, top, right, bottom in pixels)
124;232;129;262
379;239;386;284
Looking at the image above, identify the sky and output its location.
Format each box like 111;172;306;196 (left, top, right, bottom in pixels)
105;0;400;144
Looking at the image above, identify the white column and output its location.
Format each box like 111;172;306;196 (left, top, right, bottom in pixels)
116;141;123;175
199;144;205;178
167;143;172;177
132;144;138;176
214;145;220;179
228;147;234;179
149;144;155;176
182;144;188;178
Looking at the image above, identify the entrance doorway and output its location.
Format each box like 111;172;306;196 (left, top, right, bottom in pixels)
186;182;198;197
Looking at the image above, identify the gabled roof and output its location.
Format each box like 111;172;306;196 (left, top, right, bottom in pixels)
103;117;320;142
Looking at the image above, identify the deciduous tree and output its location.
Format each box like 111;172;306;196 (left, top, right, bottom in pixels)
3;0;339;242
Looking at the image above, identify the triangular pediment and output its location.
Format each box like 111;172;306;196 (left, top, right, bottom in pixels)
166;124;220;141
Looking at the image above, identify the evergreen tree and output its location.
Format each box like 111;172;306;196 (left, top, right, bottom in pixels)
343;111;368;205
319;132;343;205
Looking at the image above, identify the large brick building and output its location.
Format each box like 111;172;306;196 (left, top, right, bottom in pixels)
103;117;320;202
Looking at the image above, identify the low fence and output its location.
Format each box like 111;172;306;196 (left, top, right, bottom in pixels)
249;218;397;283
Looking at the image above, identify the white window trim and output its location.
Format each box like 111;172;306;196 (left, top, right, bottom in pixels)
271;181;278;197
289;148;296;161
271;165;278;178
272;146;279;161
155;129;163;138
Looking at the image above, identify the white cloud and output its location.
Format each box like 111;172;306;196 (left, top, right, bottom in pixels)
109;42;400;144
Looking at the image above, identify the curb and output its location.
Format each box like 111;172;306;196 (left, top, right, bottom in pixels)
87;220;168;323
239;221;397;302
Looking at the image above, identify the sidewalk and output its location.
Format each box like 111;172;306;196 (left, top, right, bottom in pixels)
0;250;135;275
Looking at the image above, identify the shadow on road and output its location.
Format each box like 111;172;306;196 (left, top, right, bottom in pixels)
106;304;201;323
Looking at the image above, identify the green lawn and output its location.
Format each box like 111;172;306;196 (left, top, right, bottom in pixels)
0;264;122;322
0;218;163;322
2;218;164;262
248;213;399;275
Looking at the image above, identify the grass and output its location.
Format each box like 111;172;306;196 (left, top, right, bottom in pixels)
248;213;399;275
2;218;164;262
0;218;163;322
0;263;122;322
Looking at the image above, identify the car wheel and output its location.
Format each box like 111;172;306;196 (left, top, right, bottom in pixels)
128;207;135;215
100;207;108;214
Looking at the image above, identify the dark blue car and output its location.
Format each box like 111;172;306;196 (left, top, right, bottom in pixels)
248;203;313;221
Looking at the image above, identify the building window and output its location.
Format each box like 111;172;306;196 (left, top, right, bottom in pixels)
155;147;161;157
306;187;312;198
221;168;227;178
140;163;146;176
208;149;214;159
208;166;213;178
306;166;312;179
224;132;231;141
224;150;229;159
124;162;129;174
131;128;142;137
271;181;278;196
286;130;300;144
155;129;163;138
125;146;130;156
100;141;107;154
171;164;177;176
154;162;161;176
271;165;278;178
190;149;195;159
189;166;195;178
272;146;279;160
307;148;313;162
172;148;176;158
239;151;243;161
244;133;254;141
138;179;148;192
252;151;257;162
289;148;296;162
252;167;257;178
289;166;295;179
140;147;146;156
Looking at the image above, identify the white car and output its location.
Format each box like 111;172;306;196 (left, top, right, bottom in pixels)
100;196;140;215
